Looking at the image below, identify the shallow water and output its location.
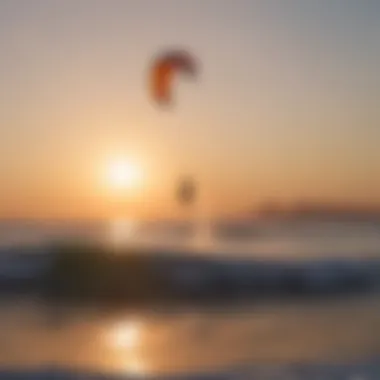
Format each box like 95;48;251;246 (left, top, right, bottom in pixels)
0;294;379;376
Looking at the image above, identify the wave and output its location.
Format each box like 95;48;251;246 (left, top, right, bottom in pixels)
0;359;379;379
0;242;379;305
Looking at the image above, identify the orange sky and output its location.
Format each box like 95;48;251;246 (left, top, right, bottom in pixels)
0;0;380;219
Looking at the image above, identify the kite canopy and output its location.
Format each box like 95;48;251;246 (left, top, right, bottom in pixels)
150;49;197;106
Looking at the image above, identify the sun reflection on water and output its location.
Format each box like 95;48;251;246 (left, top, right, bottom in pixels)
110;320;141;349
107;319;148;376
124;356;147;376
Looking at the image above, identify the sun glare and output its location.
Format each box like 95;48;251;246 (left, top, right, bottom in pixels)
107;159;142;190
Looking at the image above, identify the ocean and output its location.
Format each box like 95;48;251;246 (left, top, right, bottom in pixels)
0;218;379;379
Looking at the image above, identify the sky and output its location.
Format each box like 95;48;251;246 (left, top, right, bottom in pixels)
0;0;379;219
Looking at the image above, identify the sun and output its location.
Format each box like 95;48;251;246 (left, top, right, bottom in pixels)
107;159;142;190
